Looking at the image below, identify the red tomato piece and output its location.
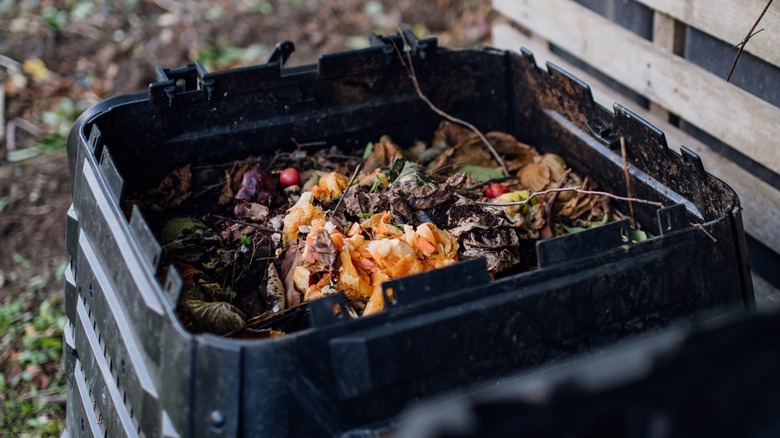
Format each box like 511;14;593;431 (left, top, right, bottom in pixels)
484;182;508;199
279;167;301;187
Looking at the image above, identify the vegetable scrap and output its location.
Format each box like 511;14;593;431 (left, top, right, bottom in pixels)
127;121;638;338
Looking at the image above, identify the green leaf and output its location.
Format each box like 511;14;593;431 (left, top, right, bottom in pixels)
456;165;503;183
561;223;588;234
362;142;374;159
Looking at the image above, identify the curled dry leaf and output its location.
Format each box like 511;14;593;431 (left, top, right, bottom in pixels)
305;223;341;276
233;202;269;221
265;263;286;313
518;162;552;192
363;136;403;174
445;197;538;275
432;121;475;150
280;243;304;307
218;170;234;206
540;153;567;183
459;227;533;274
558;177;609;224
342;185;391;218
487;131;536;170
143;164;192;211
185;300;246;335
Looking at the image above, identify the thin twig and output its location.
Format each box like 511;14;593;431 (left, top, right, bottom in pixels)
475;185;665;208
329;163;363;221
212;214;278;233
692;223;718;243
708;28;764;61
223;302;309;337
726;0;774;82
620;137;636;229
394;28;510;176
457;175;520;193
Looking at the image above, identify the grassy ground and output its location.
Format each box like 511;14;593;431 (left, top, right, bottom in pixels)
0;286;68;436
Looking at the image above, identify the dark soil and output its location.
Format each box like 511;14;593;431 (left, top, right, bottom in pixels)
0;152;70;302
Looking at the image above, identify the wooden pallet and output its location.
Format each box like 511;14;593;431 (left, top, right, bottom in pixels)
491;0;780;300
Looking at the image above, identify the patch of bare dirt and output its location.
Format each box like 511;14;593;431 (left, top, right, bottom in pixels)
0;152;70;302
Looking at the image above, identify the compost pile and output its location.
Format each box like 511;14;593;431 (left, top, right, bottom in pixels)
128;122;618;338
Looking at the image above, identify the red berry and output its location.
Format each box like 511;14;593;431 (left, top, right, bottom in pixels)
279;167;301;187
484;182;508;199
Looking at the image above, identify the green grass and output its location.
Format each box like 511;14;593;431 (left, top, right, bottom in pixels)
0;268;68;437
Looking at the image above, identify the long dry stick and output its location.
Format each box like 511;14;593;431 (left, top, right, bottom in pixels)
475;186;665;208
328;162;363;221
691;222;718;243
620;137;636;229
726;0;774;82
394;29;510;176
212;214;278;234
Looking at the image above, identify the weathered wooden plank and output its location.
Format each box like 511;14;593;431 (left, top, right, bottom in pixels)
492;23;780;256
492;0;780;176
635;0;780;69
649;10;679;118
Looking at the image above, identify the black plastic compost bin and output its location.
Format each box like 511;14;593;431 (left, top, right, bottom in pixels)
63;31;753;437
396;303;780;438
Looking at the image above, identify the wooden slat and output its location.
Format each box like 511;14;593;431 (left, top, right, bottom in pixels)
493;0;780;176
651;11;678;54
492;23;780;256
635;0;780;70
649;11;677;119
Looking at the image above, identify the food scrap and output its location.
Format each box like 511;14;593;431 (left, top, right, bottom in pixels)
129;121;626;338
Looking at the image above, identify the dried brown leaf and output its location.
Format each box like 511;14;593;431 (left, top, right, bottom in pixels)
398;172;467;210
432;121;474;149
518;163;551;192
265;263;286;313
143;164;192;211
364;137;403;174
233;202;269;221
308;229;341;276
185;300;246;335
218;170;234;206
487;132;536;169
280;243;303;307
540;154;567;183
